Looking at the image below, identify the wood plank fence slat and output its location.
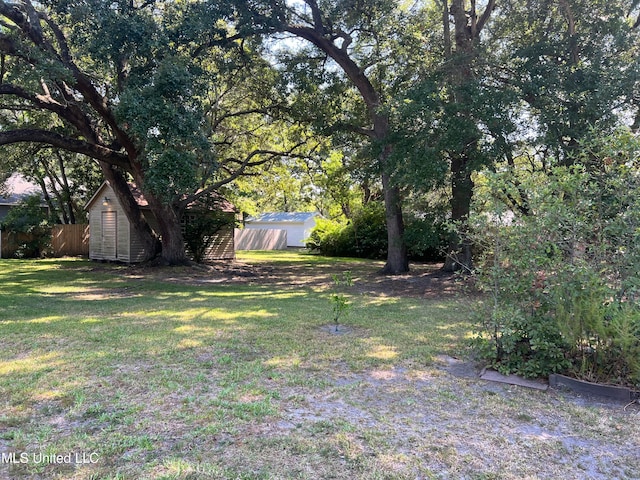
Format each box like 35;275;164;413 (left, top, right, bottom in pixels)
0;224;89;258
51;224;90;257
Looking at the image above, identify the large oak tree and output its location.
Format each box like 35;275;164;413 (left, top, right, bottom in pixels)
0;0;307;264
231;0;429;273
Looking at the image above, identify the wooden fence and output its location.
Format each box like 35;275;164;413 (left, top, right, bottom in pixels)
0;224;89;258
51;224;90;257
0;231;31;258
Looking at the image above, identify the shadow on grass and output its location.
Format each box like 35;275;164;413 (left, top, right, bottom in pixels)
0;257;477;479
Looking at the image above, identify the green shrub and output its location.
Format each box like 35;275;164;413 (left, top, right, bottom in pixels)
1;194;51;258
183;211;234;263
404;215;447;261
471;131;640;386
305;217;354;257
306;203;386;259
350;202;387;259
307;203;447;261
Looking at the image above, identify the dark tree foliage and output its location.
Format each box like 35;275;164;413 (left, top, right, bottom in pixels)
183;211;234;264
1;193;51;257
0;0;307;264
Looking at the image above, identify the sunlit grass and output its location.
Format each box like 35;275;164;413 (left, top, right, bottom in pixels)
1;255;638;479
236;249;374;265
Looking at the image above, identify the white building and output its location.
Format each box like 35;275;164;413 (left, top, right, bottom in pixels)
244;212;321;248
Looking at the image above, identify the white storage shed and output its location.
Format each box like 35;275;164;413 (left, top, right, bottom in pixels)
244;212;321;248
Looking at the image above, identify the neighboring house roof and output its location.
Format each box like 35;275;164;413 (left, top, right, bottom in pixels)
0;192;32;206
247;212;320;223
0;173;40;205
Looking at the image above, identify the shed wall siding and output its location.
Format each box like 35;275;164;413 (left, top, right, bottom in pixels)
245;221;308;247
128;211;158;263
129;230;148;263
116;205;132;262
287;224;308;247
303;218;317;244
89;184;133;262
88;202;105;260
203;225;235;260
102;210;117;259
235;228;287;250
88;208;99;259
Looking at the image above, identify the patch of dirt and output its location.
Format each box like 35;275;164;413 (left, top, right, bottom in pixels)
352;264;469;299
318;324;360;335
234;361;640;480
94;258;472;299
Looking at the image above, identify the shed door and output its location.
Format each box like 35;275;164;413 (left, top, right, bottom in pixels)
101;211;117;259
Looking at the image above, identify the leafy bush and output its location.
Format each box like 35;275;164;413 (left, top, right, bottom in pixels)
349;202;387;259
305;216;355;257
1;194;51;258
307;202;447;260
471;131;640;386
404;215;447;261
183;211;234;263
306;203;386;259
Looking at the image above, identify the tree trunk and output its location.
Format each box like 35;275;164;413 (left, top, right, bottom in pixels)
100;163;160;261
139;186;190;265
443;155;474;272
36;177;60;222
284;21;410;274
55;151;76;224
375;116;409;274
440;0;494;272
111;159;189;265
380;172;409;274
153;205;190;265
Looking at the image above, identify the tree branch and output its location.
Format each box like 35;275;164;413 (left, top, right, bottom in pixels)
0;83;95;138
305;0;325;32
181;142;313;208
209;107;277;132
0;129;130;169
442;0;452;58
0;1;137;157
192;29;276;57
285;25;381;113
559;0;579;64
475;0;496;35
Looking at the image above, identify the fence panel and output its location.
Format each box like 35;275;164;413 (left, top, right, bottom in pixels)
51;224;90;257
0;225;89;258
0;231;31;258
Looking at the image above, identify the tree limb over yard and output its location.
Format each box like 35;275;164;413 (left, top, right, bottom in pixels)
0;130;130;170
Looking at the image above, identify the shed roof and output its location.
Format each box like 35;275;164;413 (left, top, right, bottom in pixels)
247;212;320;223
86;181;235;213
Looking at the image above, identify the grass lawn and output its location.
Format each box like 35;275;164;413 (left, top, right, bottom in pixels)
0;252;638;479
